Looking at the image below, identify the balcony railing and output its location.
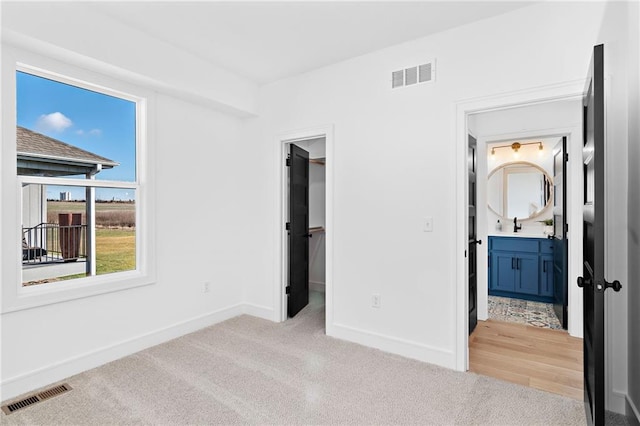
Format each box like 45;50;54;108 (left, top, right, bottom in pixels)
22;222;87;265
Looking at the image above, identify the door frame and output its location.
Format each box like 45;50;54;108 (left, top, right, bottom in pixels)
454;81;585;371
277;125;334;332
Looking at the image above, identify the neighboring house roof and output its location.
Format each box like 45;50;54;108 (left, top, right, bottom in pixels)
17;126;118;177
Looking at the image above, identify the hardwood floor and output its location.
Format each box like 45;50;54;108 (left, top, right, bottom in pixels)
469;319;583;400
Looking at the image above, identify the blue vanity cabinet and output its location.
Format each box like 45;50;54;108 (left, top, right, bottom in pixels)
488;236;554;302
540;254;554;297
515;253;539;295
490;252;517;292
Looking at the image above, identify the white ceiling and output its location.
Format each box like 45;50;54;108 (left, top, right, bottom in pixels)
90;2;535;85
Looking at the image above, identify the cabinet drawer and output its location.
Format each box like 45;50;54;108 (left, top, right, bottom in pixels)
540;240;554;254
491;237;538;253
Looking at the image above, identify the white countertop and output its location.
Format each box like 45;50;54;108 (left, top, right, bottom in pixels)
488;230;548;239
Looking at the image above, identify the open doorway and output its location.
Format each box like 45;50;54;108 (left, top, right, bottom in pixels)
464;98;584;400
278;130;331;331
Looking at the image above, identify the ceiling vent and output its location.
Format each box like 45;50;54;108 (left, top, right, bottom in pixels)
391;60;435;89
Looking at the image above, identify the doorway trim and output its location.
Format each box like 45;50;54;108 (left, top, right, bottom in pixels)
276;125;334;333
454;80;585;371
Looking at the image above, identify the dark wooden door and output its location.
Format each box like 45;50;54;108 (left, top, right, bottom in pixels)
553;136;568;329
468;135;480;334
579;44;622;426
288;144;310;318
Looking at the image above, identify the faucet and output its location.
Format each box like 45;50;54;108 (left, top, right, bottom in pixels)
513;217;522;233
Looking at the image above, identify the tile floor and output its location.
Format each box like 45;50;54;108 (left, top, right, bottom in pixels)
488;296;563;330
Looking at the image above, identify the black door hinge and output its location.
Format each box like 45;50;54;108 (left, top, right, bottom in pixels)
285;286;291;294
286;222;290;231
564;152;569;162
464;250;467;258
286;157;291;167
565;223;569;233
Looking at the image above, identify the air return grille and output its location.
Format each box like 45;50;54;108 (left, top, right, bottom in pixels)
419;63;432;83
391;70;404;88
391;60;435;89
2;383;72;415
405;66;418;85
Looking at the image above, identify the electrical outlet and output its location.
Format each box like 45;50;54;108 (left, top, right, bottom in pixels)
203;282;210;293
372;293;381;308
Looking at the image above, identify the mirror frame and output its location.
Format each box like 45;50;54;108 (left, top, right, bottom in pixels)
487;161;553;220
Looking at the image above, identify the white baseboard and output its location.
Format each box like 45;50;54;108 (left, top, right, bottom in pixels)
612;389;629;415
330;322;454;369
628;394;640;425
0;303;245;402
309;281;325;293
243;303;275;321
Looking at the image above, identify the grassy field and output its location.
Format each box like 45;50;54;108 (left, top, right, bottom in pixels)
47;200;135;213
47;201;135;228
50;228;135;283
96;228;136;275
24;202;136;284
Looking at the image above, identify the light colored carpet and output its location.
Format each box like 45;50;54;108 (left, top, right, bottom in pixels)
2;291;586;425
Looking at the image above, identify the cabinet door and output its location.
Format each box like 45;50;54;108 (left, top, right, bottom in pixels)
515;253;539;295
540;254;554;297
491;252;516;292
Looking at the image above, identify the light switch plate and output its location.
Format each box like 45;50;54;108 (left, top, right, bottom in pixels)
424;216;433;232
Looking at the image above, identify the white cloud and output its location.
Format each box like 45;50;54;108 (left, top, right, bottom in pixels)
36;112;72;133
75;128;102;137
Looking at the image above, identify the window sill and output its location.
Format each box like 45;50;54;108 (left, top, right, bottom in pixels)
3;271;155;313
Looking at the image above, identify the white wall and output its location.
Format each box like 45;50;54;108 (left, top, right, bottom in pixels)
309;162;326;287
0;7;259;401
626;0;640;420
243;2;607;368
1;2;257;117
21;185;46;229
594;1;632;415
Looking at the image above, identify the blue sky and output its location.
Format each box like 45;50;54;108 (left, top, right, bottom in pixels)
17;71;136;201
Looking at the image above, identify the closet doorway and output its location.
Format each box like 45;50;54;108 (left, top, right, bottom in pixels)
278;128;332;332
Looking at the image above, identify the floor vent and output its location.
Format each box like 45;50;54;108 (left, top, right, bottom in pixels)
1;383;72;415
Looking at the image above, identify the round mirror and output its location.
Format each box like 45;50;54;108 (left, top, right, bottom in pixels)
487;161;553;220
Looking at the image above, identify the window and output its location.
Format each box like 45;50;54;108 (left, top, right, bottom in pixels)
18;70;139;287
3;56;154;310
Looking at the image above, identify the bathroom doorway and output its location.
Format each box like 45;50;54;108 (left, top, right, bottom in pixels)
465;99;584;400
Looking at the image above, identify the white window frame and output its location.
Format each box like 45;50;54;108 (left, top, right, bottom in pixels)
1;45;156;313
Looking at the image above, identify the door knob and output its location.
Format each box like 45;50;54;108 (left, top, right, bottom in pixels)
577;276;592;288
605;279;622;292
470;239;482;245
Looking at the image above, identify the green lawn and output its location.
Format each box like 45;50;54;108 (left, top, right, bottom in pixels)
96;228;136;275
